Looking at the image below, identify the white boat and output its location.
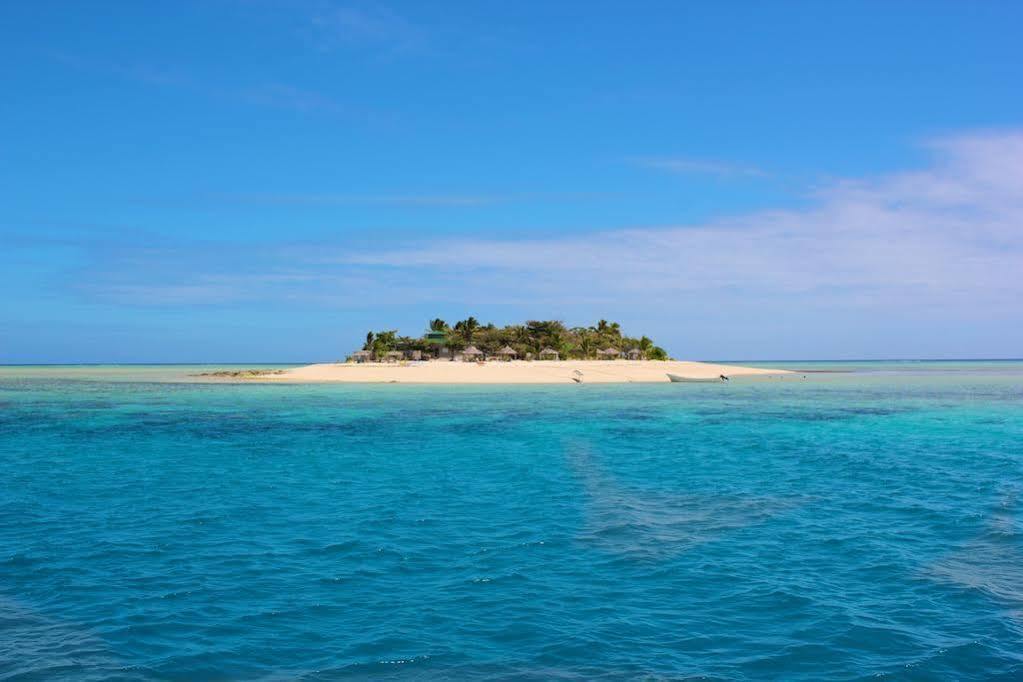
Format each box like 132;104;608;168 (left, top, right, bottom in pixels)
666;373;728;383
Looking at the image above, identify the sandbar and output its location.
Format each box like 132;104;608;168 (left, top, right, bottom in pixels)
235;360;792;384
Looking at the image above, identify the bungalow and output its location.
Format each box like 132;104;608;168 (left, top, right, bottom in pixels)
539;347;560;361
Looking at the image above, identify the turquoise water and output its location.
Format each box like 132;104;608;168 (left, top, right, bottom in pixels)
1;363;1022;680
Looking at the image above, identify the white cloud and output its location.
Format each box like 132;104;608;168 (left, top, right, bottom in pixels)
330;130;1023;311
68;130;1023;325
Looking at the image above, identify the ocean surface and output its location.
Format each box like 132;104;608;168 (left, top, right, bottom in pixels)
1;361;1022;680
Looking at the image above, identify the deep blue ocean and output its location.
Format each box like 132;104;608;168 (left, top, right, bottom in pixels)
2;362;1022;680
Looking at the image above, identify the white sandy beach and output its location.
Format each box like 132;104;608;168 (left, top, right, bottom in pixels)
253;360;792;384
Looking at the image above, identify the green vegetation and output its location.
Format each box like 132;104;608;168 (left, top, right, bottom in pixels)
196;369;286;378
359;318;669;360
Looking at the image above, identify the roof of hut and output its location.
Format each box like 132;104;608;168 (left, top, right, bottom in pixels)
385;350;404;356
352;350;371;357
539;346;558;354
599;347;620;355
498;345;517;355
462;345;482;355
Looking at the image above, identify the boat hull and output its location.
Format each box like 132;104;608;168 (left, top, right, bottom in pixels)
666;373;725;383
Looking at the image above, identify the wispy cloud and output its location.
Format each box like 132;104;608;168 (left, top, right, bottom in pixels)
173;190;618;208
201;193;503;207
45;50;351;116
47;50;191;88
46;130;1023;325
303;2;424;53
327;130;1022;309
635;157;768;178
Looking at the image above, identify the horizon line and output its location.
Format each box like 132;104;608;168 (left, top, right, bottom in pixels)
3;358;1022;367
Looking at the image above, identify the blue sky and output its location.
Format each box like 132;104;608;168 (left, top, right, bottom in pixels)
3;1;1022;362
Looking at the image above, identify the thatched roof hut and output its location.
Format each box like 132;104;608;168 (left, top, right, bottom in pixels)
497;345;517;360
598;347;620;359
626;347;642;360
461;345;483;361
539;347;559;360
351;350;372;363
383;350;404;363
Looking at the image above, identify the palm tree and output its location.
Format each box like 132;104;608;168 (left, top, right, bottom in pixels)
455;316;480;343
525;320;546;352
429;318;448;332
363;331;375;351
445;334;466;355
579;333;596;359
592;319;618;348
569;326;596;358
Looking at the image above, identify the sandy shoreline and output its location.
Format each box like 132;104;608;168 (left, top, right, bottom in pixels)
230;360;792;384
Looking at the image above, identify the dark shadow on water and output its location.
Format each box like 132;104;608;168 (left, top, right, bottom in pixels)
925;487;1023;606
0;595;144;681
564;440;802;561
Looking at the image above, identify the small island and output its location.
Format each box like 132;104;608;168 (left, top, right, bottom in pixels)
205;318;793;384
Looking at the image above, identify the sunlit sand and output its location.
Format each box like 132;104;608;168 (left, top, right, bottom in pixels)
252;360;791;384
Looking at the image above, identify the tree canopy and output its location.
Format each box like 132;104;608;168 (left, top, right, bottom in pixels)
360;318;669;360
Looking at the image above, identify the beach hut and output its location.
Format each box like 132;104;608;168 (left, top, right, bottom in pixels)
424;330;447;359
497;345;517;361
539;347;560;361
626;348;642;360
461;345;483;362
383;350;404;363
598;347;620;360
351;350;372;363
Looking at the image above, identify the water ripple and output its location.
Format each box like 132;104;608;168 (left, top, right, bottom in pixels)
2;371;1022;679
